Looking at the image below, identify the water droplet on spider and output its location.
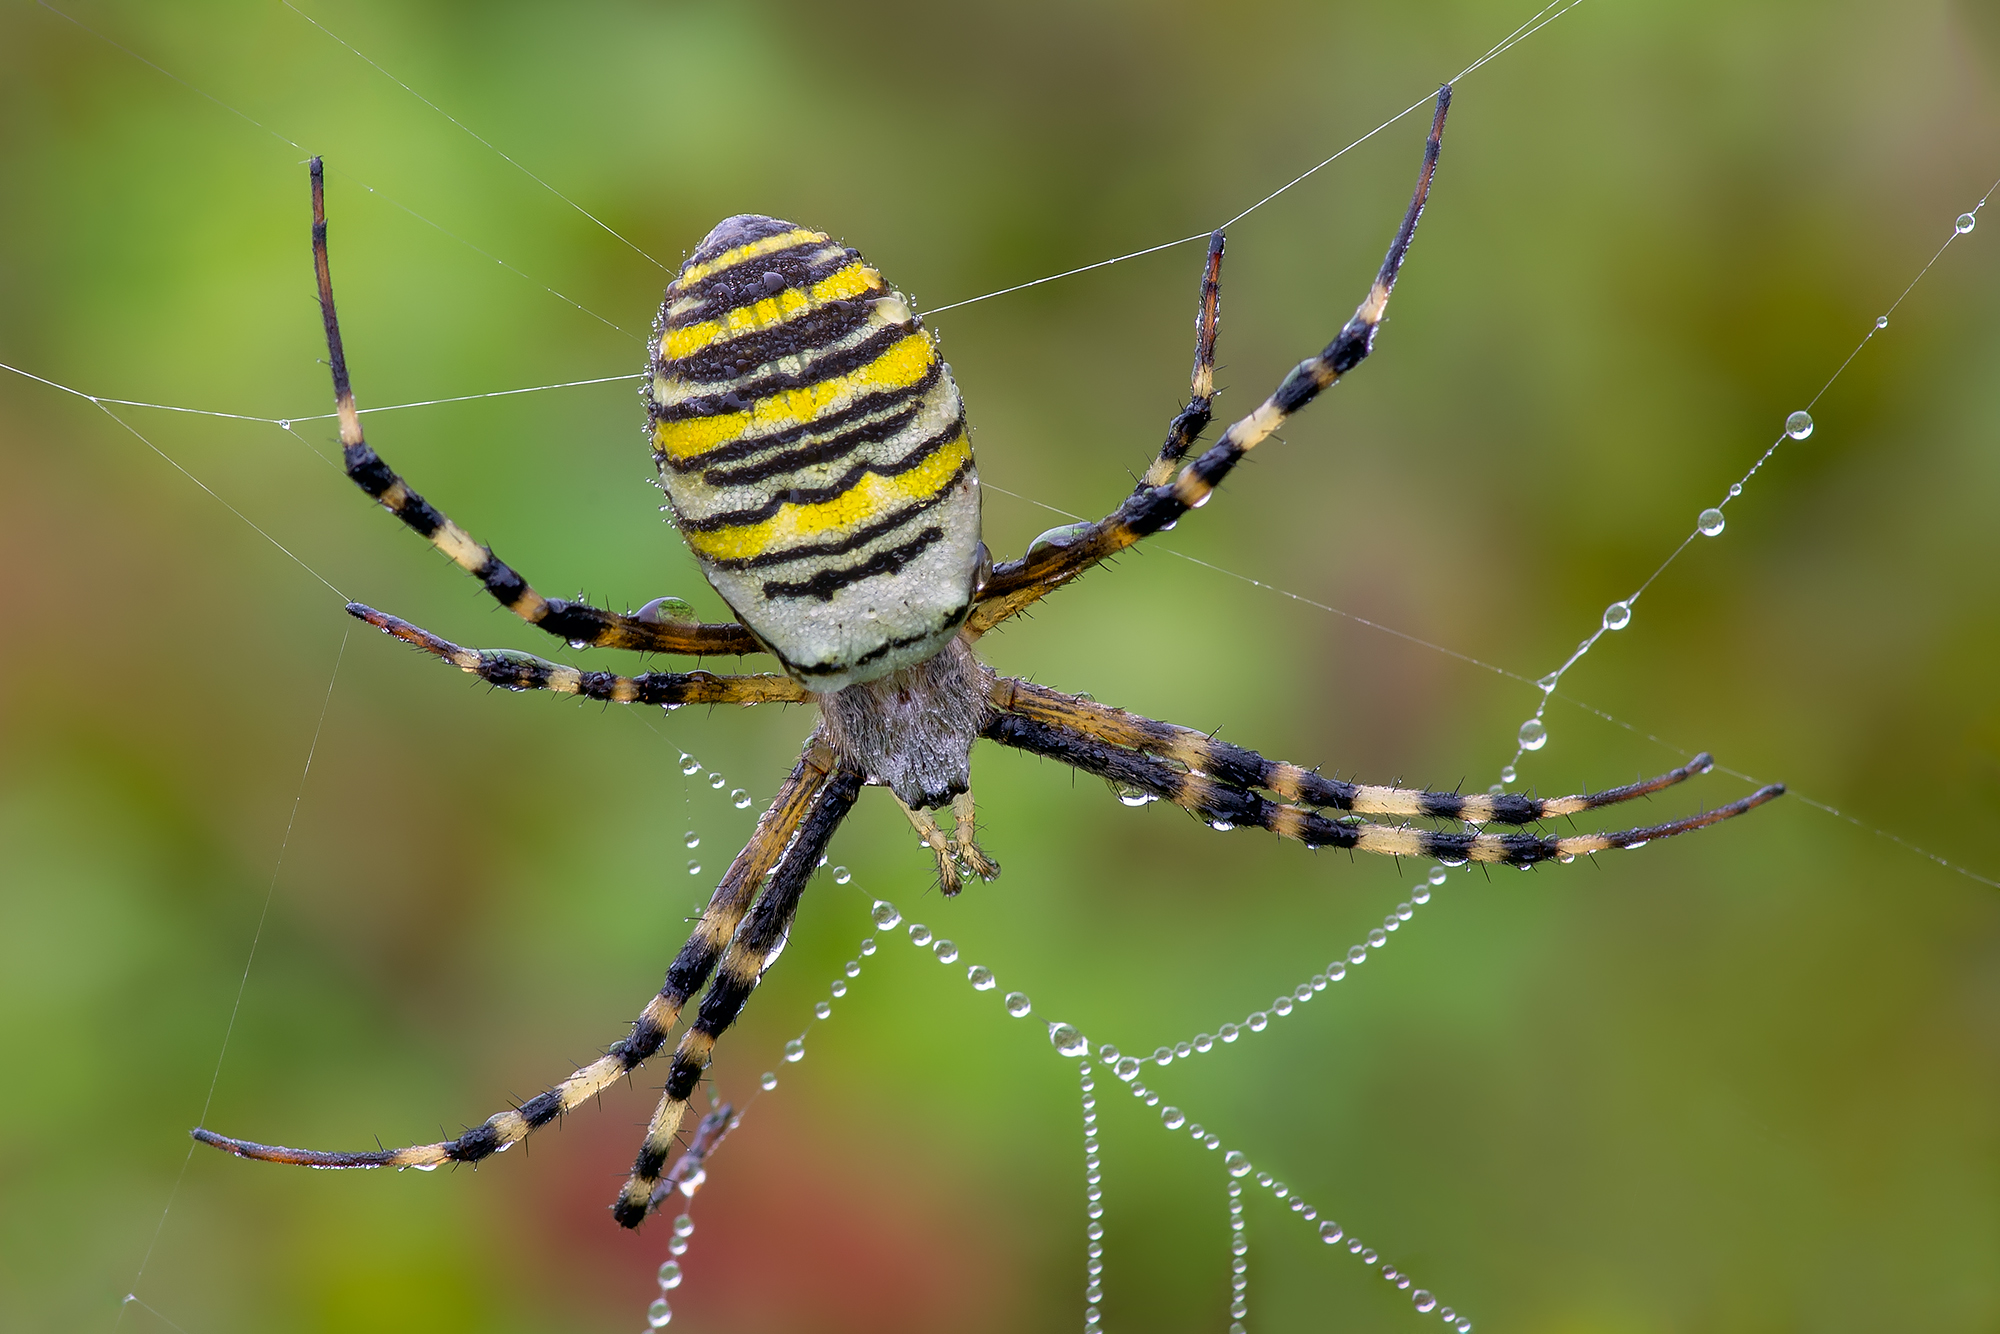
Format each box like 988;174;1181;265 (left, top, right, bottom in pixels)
1224;1150;1253;1178
1114;783;1154;807
1498;764;1517;783
685;859;701;876
647;1297;673;1327
681;757;701;776
783;1038;804;1062
870;900;901;928
1518;718;1549;751
967;964;996;990
1785;409;1814;439
637;596;697;624
1956;212;1977;234
567;639;587;650
1004;991;1032;1017
1624;838;1649;850
709;774;726;790
1602;601;1632;631
760;1070;777;1090
1875;315;1889;330
1558;850;1576;863
932;938;959;964
1698;507;1725;537
813;1000;832;1020
730;789;751;809
906;922;932;946
1026;521;1093;554
1209;820;1234;832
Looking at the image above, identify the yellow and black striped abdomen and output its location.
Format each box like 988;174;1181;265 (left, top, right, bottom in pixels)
648;215;982;691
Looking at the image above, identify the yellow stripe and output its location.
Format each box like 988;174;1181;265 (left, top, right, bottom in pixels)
653;333;936;462
661;263;880;361
678;228;822;286
685;434;971;563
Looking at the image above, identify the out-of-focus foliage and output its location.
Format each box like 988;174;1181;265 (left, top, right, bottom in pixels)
2;2;1996;1331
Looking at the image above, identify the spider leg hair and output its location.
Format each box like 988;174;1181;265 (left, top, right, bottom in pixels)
966;85;1452;638
192;740;843;1172
346;603;808;706
646;1101;739;1215
991;677;1733;826
308;158;762;659
981;699;1783;868
613;764;864;1227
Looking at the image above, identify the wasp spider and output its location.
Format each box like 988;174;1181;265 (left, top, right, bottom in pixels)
193;86;1782;1228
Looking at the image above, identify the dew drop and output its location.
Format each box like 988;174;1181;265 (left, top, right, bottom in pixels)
1193;1032;1215;1052
907;923;932;947
1602;601;1632;631
1272;996;1294;1017
1310;974;1328;991
681;757;701;776
1362;1248;1379;1264
1049;1023;1089;1056
1161;1105;1186;1129
686;860;701;876
1428;865;1449;886
813;1000;831;1020
672;1214;695;1238
1536;672;1558;693
1097;1044;1120;1063
1224;1151;1253;1178
1728;482;1743;497
1114;1056;1141;1081
1367;928;1388;948
1698;507;1725;537
783;1039;804;1062
1498;764;1516;783
1558;851;1576;863
844;961;861;980
1209;820;1234;832
276;419;291;430
1004;991;1032;1017
933;938;959;963
1518;718;1548;751
1956;212;1977;234
860;937;877;956
1414;1291;1437;1313
1624;838;1649;850
1153;1046;1174;1066
1785;409;1814;439
1347;945;1369;965
1247;1011;1269;1032
1458;1321;1473;1333
1326;962;1347;981
658;1260;682;1289
1113;782;1154;807
1440;1308;1456;1324
760;1071;777;1090
728;789;750;809
683;831;700;850
833;866;851;884
1175;1040;1193;1058
709;774;726;790
1218;1022;1239;1043
647;1297;673;1327
1412;887;1430;905
1027;521;1093;554
1875;315;1889;330
871;900;901;928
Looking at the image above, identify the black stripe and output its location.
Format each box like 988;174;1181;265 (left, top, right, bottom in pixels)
651;327;924;425
677;245;856;322
675;424;962;532
664;296;879;383
760;526;945;602
613;1014;666;1071
700;401;923;489
1293;770;1359;810
517;1090;563;1128
781;615;969;679
702;455;973;573
448;1122;502;1163
652;361;945;472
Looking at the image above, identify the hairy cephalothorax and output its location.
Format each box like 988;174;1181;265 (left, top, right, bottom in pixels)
190;86;1782;1229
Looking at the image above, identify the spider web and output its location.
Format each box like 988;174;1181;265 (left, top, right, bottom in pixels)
2;2;1997;1331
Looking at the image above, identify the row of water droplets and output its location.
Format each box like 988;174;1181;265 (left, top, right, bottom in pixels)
674;750;755;880
1043;864;1467;1330
1497;203;1982;791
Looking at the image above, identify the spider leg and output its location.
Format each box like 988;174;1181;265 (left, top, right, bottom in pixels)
966;86;1451;639
892;790;1003;896
307;159;762;659
347;603;808;706
897;796;964;895
991;677;1724;826
192;740;841;1171
1139;230;1226;490
951;790;1002;882
646;1101;739;1215
613;765;864;1227
981;709;1783;868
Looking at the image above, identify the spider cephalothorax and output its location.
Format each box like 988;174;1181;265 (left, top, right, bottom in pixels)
193;85;1782;1230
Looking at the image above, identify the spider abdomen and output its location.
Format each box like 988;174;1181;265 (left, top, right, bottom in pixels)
648;215;983;691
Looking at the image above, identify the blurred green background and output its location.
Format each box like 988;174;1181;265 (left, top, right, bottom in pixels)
3;1;1998;1330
